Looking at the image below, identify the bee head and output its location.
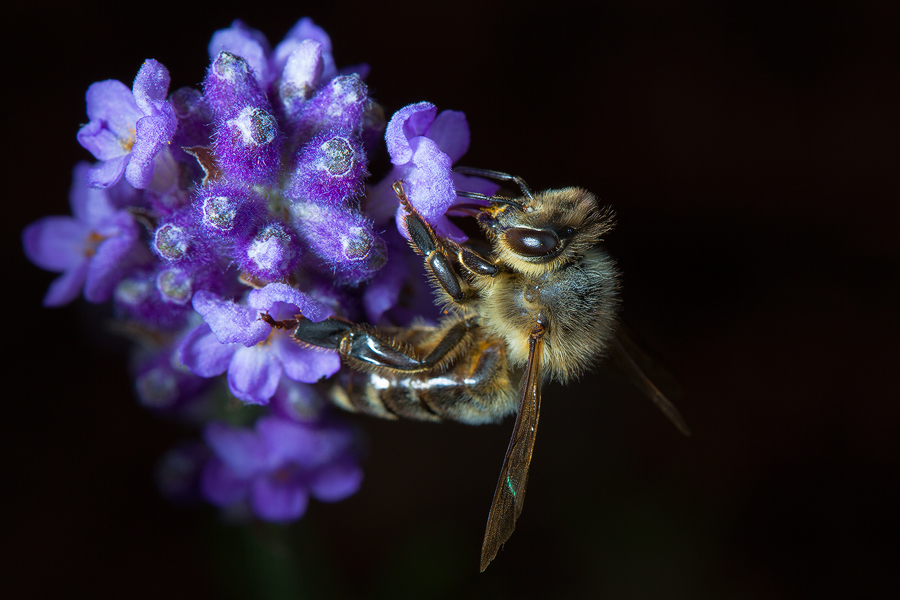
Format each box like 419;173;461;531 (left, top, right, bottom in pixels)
480;187;614;275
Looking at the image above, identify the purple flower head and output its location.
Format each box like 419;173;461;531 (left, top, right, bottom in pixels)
200;415;362;522
23;163;150;306
203;52;283;186
277;39;324;119
179;284;340;405
24;16;453;525
236;222;303;282
270;17;337;88
290;201;387;284
194;183;265;243
203;51;269;121
114;269;193;331
77;59;177;190
133;342;212;413
287;131;368;207
208;20;272;89
286;74;368;152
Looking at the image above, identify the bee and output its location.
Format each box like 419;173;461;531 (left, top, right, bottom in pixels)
263;167;690;571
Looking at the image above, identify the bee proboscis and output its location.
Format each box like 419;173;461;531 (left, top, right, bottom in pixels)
264;167;690;571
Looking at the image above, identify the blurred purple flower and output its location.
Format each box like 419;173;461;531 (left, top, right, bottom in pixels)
133;342;212;414
77;59;177;189
23;163;150;306
201;415;362;521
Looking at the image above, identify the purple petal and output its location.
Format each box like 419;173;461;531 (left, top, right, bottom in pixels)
249;475;309;522
179;324;236;377
385;102;436;166
248;283;333;323
204;422;271;478
22;216;88;272
311;456;363;502
363;252;407;323
433;215;468;244
275;336;341;383
83;211;141;303
200;455;248;506
85;155;130;189
125;111;176;189
227;345;283;405
279;39;323;102
192;290;270;346
70;163;118;225
43;261;90;307
83;79;141;136
256;416;318;465
132;59;171;114
426;110;470;163
392;137;454;226
77;119;128;162
282;17;332;54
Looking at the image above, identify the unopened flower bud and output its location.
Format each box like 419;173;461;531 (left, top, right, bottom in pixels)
239;222;301;281
156;267;193;305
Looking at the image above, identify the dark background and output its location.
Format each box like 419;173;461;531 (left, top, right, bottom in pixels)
7;1;898;598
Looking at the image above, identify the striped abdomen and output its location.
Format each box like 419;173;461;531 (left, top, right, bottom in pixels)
329;326;518;425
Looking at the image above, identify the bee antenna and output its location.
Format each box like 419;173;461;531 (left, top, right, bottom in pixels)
456;190;525;211
453;167;534;201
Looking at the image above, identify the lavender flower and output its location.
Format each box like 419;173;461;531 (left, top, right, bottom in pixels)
23;163;149;306
201;415;362;521
180;283;339;405
367;101;499;242
77;59;177;190
23;16;488;525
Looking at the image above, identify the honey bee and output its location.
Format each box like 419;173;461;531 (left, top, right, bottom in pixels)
263;167;690;571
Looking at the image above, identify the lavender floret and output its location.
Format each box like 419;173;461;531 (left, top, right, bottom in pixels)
23;163;150;306
288;131;368;207
77;59;177;190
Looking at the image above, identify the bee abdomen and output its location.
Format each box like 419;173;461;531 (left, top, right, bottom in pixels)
329;338;516;425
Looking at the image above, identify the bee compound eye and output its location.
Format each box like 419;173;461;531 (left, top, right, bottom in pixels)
505;227;560;257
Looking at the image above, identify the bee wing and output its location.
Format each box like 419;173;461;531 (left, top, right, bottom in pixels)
480;324;546;572
610;325;691;436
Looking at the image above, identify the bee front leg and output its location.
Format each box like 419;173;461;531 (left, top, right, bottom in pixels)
393;181;498;307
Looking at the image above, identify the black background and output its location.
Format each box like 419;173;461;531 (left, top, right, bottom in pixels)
7;1;898;598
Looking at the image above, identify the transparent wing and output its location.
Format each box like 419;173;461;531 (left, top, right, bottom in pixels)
480;324;546;571
610;325;691;436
